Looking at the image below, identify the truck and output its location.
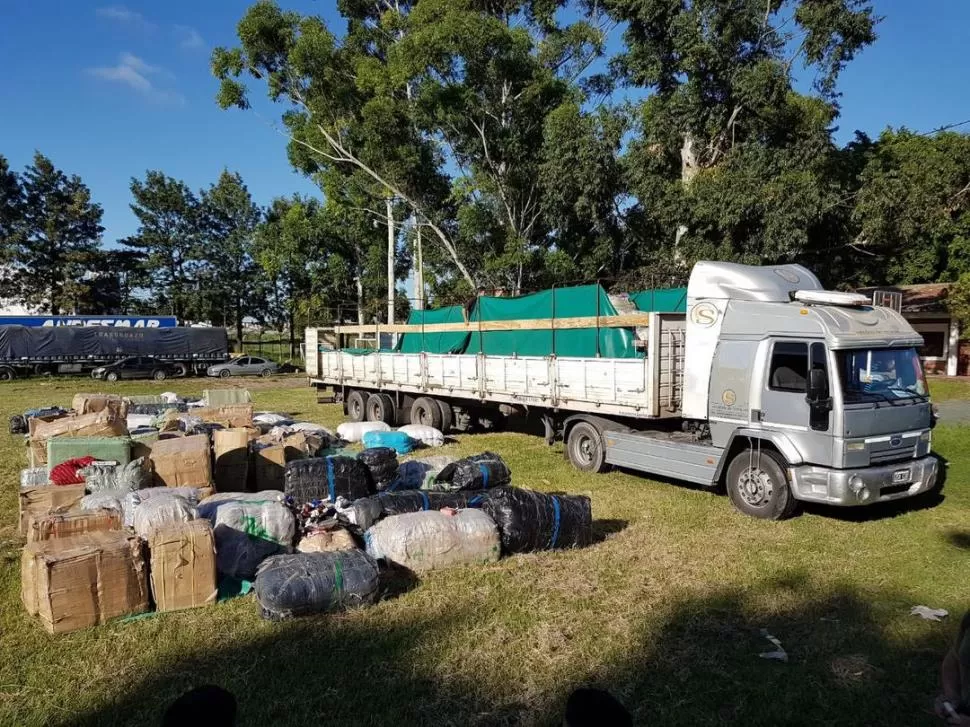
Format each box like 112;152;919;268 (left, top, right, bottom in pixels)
305;262;938;519
0;325;230;380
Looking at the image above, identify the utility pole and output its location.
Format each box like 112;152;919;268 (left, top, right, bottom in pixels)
386;197;396;346
414;219;425;311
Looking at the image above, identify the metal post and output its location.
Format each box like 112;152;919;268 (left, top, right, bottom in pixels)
551;283;556;357
386;198;396;347
414;221;425;311
595;280;601;358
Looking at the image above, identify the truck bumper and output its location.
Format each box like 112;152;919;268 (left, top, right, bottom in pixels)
789;455;938;506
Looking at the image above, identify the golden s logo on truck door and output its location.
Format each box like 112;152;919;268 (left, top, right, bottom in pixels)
689;302;720;327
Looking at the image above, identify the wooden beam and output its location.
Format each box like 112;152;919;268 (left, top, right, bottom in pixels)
331;313;652;336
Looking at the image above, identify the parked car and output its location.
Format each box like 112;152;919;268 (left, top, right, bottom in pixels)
92;356;178;382
206;355;279;378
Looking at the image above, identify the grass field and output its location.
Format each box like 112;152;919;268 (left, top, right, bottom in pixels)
1;376;968;726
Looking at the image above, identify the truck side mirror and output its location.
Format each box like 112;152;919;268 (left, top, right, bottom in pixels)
807;368;830;406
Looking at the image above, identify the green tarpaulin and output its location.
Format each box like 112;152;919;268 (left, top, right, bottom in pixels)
629;288;687;313
396;306;470;354
467;284;640;358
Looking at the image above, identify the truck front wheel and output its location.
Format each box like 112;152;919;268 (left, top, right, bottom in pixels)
346;390;366;422
725;449;798;520
566;421;608;473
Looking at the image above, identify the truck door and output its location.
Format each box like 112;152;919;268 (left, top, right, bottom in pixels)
759;341;832;460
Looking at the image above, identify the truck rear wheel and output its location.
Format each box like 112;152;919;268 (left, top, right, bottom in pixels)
0;366;15;382
346;390;366;422
566;421;607;473
725;449;798;520
411;397;442;429
436;399;453;433
366;393;396;425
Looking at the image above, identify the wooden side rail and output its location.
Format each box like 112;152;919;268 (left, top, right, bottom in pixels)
331;313;652;336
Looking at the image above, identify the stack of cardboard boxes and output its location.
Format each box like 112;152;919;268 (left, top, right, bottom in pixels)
17;392;318;634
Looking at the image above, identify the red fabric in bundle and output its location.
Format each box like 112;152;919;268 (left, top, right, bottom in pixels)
49;456;96;486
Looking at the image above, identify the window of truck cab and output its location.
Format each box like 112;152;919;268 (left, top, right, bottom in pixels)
767;341;829;395
835;347;927;402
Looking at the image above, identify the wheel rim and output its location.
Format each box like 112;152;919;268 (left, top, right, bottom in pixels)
737;467;774;508
351;398;363;419
0;371;11;381
573;432;597;466
221;370;230;378
418;406;431;426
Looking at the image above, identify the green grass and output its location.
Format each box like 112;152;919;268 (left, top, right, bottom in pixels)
928;375;970;402
1;378;969;725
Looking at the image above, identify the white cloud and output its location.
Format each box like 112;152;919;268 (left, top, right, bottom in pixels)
174;25;205;51
95;5;156;31
86;53;185;105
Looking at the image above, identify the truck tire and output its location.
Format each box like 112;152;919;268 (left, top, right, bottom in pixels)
366;393;396;425
106;371;119;383
0;366;15;382
219;369;231;379
566;421;608;473
173;363;188;377
153;369;167;381
436;399;453;433
411;397;442;429
346;390;367;422
725;449;798;520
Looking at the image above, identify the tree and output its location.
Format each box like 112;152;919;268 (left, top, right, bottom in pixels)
212;1;471;286
0;155;22;253
199;170;264;346
605;0;878;273
122;171;202;321
4;152;103;314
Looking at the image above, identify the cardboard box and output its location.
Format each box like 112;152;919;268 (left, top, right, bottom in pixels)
203;388;252;406
251;432;310;490
71;393;127;417
21;532;149;633
150;434;212;488
193;404;254;429
130;429;159;460
148;520;217;612
213;428;250;492
29;411;128;465
19;485;85;536
47;436;131;470
27;510;121;544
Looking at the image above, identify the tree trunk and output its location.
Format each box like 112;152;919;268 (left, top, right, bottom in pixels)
681;133;700;185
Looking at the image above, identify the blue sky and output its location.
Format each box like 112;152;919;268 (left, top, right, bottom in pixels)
1;0;968;247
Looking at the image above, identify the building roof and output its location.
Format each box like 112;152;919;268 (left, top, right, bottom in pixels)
856;283;952;314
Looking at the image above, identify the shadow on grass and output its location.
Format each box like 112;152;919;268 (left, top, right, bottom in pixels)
591;518;629;544
67;572;952;727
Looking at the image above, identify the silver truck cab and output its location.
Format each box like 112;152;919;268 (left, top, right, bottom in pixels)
687;262;937;512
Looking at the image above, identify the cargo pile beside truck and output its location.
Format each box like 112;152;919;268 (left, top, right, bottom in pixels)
307;261;939;520
14;391;594;634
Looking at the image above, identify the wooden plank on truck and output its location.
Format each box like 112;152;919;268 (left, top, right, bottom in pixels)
331;313;652;336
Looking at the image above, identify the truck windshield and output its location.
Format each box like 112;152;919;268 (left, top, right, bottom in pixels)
836;347;927;402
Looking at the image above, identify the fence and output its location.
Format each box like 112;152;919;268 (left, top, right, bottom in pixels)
237;333;303;367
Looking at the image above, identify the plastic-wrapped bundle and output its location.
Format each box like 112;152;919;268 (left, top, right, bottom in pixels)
357;447;398;491
396;424;445;447
253;412;292;426
80;457;152;493
20;467;49;489
391;456;457;491
255;550;379;620
10;414;27;435
297;526;357;553
196;490;286;519
205;499;295;579
473;487;592;554
126;414;157;430
336;421;390;443
365;509;500;572
80;488;129;514
288;421;334;436
377;489;486;516
127;402;188;416
284;456;372;503
123;487;208;528
433;452;511;491
361;429;415;455
132;494;197;540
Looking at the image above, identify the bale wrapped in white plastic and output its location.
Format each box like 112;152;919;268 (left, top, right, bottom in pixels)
197;490;286;520
202;498;296;579
80;488;129;514
365;509;500;573
123;486;207;528
253;412;292;426
289;421;333;436
397;424;445;447
20;467;49;489
132;494;197;539
126;413;157;431
336;420;390;443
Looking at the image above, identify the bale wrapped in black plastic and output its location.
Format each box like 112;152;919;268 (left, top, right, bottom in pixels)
357;447;398;491
284;456;372;503
434;452;511;491
255;550;380;620
127;402;188;416
9;414;27;435
473;487;592;554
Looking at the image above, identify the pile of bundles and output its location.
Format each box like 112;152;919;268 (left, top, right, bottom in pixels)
335;421;446;453
16;397;594;632
14;391;339;634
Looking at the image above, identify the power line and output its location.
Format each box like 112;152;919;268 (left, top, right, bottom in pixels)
918;118;970;136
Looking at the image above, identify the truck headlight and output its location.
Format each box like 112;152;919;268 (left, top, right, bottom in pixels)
846;442;865;451
920;431;930;442
849;475;865;494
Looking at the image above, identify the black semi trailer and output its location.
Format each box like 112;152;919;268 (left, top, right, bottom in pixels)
0;325;230;380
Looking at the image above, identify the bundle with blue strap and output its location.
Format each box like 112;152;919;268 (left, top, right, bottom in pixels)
472;487;592;555
357;447;399;490
361;429;415;455
284;456;373;503
433;452;510;491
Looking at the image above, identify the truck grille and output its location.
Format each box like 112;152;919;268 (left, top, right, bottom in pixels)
870;445;915;465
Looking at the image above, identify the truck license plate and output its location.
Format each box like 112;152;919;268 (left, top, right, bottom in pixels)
892;469;911;484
